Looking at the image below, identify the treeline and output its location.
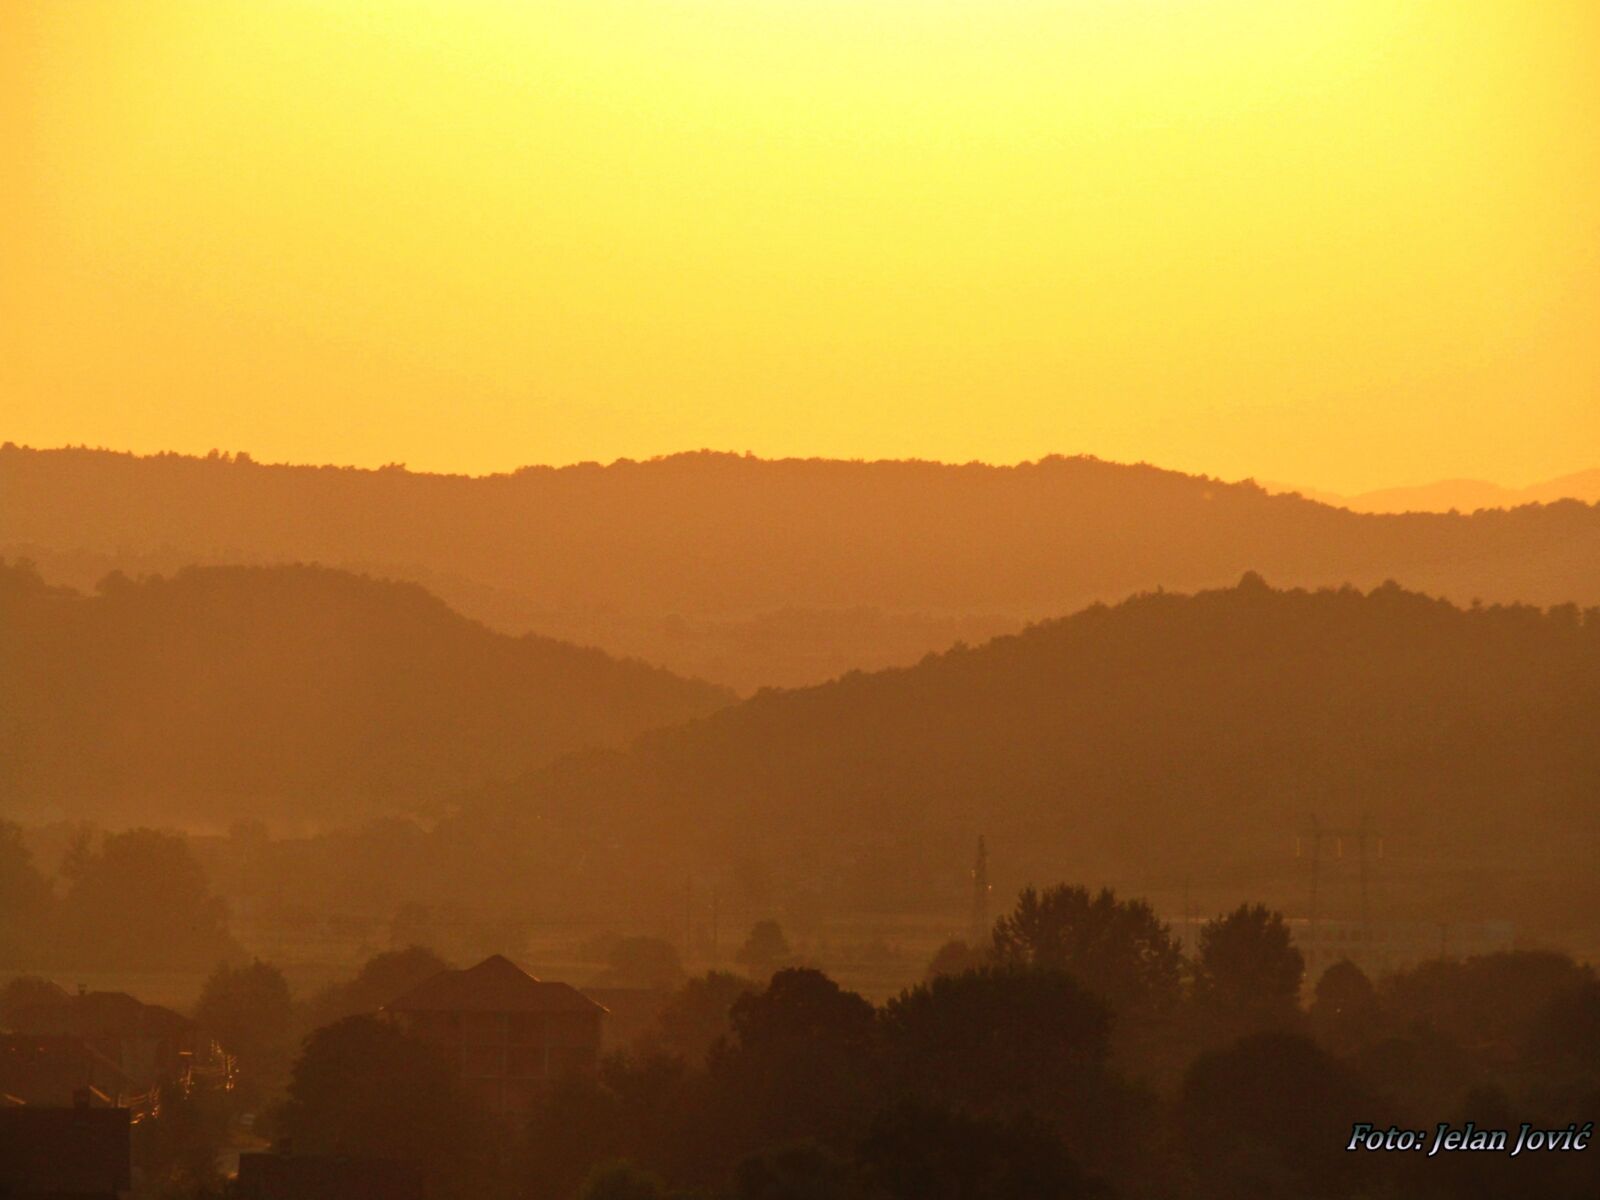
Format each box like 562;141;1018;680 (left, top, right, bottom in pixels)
112;886;1600;1200
0;560;732;825
0;824;237;970
7;444;1600;688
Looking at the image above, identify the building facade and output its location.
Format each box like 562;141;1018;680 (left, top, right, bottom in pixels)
382;955;604;1117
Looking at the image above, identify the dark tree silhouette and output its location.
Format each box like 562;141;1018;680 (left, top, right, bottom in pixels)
1181;1033;1379;1200
525;1073;627;1200
195;959;294;1104
301;944;451;1030
879;966;1109;1117
923;938;987;981
736;921;793;973
575;1162;677;1200
1192;904;1304;1038
709;970;879;1160
1381;950;1592;1048
0;823;51;966
644;971;757;1065
856;1101;1108;1200
461;934;1600;1197
277;1016;493;1198
1308;959;1377;1054
1526;977;1600;1080
526;1053;703;1200
131;1083;229;1197
731;1141;850;1200
992;885;1183;1014
726;969;876;1059
56;828;238;969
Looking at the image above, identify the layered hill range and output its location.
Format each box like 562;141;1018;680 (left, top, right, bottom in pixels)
5;444;1600;692
243;576;1595;937
1276;468;1600;514
0;561;732;827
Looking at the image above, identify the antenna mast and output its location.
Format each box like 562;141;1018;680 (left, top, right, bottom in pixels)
970;835;991;944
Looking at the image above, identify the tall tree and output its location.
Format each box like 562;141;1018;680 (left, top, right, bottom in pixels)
56;828;237;969
644;971;757;1065
708;970;878;1162
1180;1033;1378;1200
195;959;294;1105
731;1142;850;1200
991;885;1183;1015
525;1054;704;1199
1192;904;1304;1038
877;966;1132;1177
735;921;793;974
300;944;451;1030
857;1100;1109;1200
1308;960;1376;1055
878;966;1109;1118
277;1015;492;1198
923;939;987;981
0;822;52;967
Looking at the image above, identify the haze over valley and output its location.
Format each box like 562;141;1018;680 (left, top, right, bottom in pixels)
6;3;1599;1195
7;443;1600;692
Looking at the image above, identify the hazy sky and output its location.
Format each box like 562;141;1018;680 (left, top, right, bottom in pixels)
3;1;1596;492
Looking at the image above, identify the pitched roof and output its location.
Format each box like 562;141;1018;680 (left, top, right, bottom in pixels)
384;955;606;1016
11;990;195;1039
0;1035;137;1107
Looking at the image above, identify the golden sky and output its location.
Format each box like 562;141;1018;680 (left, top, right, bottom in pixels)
3;1;1597;493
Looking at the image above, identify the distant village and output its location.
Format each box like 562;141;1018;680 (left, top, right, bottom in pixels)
3;939;721;1193
0;850;1542;1200
1;952;621;1197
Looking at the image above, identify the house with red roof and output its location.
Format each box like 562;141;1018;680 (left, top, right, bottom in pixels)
381;955;605;1116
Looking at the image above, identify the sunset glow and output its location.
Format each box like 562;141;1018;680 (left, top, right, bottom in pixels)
4;1;1597;491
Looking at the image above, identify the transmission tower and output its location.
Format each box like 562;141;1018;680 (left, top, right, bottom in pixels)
970;835;992;944
1299;812;1383;974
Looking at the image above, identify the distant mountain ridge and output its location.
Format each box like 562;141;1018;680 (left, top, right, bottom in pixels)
5;444;1600;690
1270;468;1600;514
0;561;733;827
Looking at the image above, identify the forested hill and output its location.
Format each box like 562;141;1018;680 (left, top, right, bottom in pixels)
0;561;733;826
438;578;1600;932
6;445;1600;690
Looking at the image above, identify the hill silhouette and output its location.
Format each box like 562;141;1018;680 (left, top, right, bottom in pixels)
6;445;1600;691
1272;467;1600;514
416;577;1600;937
0;560;733;827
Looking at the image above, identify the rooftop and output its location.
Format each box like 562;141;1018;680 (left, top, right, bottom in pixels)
0;1034;136;1108
10;989;195;1040
384;955;606;1016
